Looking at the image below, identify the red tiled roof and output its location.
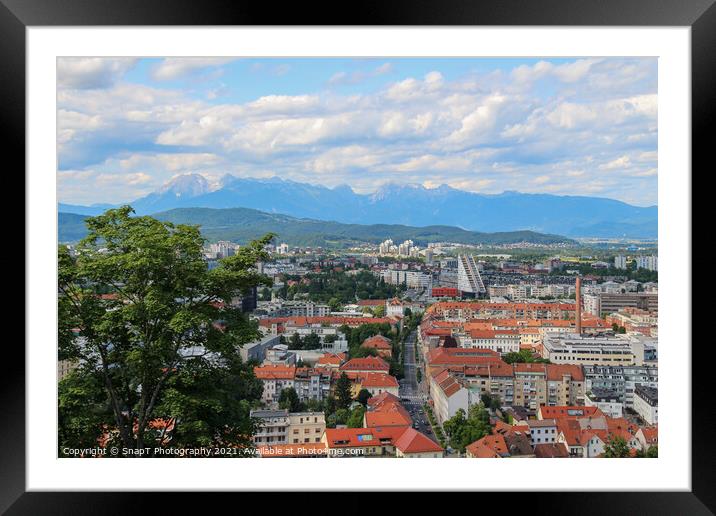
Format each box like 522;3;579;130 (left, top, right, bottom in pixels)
534;443;570;458
360;372;399;389
393;428;443;454
539;406;603;420
316;353;346;367
323;426;408;448
365;410;412;428
466;434;508;458
639;426;658;444
546;364;585;382
361;334;393;350
367;391;401;407
253;364;296;380
340;356;390;373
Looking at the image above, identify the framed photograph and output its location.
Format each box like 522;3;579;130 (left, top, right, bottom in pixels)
7;0;710;512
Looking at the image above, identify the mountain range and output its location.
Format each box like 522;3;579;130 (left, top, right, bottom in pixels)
58;207;573;247
59;173;658;238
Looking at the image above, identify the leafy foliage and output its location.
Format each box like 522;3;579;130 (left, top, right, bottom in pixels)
603;435;631;458
442;404;493;453
58;206;273;454
335;372;353;411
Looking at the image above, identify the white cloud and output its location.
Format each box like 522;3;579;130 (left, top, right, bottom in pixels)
150;58;237;81
57;58;137;89
57;57;659;206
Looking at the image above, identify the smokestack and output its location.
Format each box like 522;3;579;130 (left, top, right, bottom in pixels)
575;276;582;335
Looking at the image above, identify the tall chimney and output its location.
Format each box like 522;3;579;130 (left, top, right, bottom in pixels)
575;276;582;335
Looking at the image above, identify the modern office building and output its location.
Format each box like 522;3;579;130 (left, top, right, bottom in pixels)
457;254;486;297
541;333;637;366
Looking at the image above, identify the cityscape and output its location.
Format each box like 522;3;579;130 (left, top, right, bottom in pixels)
57;57;658;459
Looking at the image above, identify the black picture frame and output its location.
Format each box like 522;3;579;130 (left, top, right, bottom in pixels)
3;0;709;513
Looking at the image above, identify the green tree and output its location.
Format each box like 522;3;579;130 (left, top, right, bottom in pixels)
326;408;350;428
278;387;303;412
335;372;353;410
302;332;321;350
356;388;372;406
58;206;273;454
288;332;303;350
603;435;631;457
635;445;658;458
346;405;366;428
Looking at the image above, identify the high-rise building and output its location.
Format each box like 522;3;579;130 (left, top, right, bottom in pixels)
635;255;658;271
457;254;486;297
614;255;627;269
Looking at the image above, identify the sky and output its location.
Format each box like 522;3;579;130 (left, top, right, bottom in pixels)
57;57;658;206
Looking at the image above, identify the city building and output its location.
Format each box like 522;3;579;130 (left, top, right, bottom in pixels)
339;356;391;374
251;409;290;446
614;255;628;270
585;388;624;418
458;329;520;354
541;333;638;366
635;255;658;271
360;334;393;358
633;385;658;425
429;369;470;424
253;364;296;405
583;364;658;409
457;254;486;297
286;412;326;445
583;292;658;317
240;334;281;363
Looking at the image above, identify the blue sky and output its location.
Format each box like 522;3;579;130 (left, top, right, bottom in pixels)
57;57;657;206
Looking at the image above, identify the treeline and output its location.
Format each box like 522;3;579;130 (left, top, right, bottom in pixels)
278;270;404;307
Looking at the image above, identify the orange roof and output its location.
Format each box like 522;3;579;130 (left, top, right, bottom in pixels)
540;406;603;420
323;426;408;448
393;428;443;454
365;410;412;428
513;363;548;374
316;353;346;367
361;334;393;350
639;426;658;444
340;356;390;373
466;434;508;458
546;364;585;382
367;391;401;408
357;299;387;306
427;347;501;367
606;417;639;441
359;372;399;388
534;442;570;458
253;364;296;380
432;370;463;398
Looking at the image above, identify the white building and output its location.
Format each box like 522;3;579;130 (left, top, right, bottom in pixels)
614;255;627;269
633;385;658;424
635;255;658;271
429;370;469;424
585;389;624;418
457;254;486;296
458;330;520;355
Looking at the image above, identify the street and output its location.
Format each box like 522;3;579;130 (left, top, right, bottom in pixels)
399;330;434;439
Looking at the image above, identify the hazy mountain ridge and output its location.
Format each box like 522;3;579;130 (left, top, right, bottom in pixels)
58;207;575;247
60;174;658;238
